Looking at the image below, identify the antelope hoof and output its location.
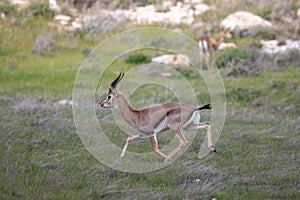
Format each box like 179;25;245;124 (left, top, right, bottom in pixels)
164;156;171;162
209;146;218;153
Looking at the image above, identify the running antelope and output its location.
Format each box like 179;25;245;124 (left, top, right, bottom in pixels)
198;27;232;70
100;73;216;161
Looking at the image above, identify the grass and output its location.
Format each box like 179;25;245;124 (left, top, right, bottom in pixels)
0;54;78;97
0;2;299;199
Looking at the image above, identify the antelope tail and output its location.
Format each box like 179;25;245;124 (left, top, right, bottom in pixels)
198;104;211;110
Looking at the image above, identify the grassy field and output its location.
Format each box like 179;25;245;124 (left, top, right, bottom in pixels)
0;1;299;199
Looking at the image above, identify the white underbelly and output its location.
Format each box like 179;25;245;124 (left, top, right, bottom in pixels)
183;110;200;127
199;40;208;53
154;117;168;134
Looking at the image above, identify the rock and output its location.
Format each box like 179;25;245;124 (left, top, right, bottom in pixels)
218;42;237;51
171;54;191;69
55;99;73;106
193;3;211;16
76;10;127;33
155;1;173;12
52;1;212;32
221;11;272;32
1;12;6;20
53;14;72;26
121;1;211;27
71;19;82;30
152;54;173;65
151;54;191;69
193;21;204;29
185;0;204;5
260;39;300;55
49;0;61;13
9;0;30;9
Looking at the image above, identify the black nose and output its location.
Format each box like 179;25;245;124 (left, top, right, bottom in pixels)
100;102;104;107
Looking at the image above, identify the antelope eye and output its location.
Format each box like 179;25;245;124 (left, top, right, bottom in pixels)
107;95;112;99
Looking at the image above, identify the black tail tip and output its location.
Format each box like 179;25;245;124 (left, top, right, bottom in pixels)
199;104;212;110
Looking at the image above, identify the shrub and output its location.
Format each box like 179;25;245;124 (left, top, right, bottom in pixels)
0;1;18;18
34;35;55;56
257;8;272;20
253;28;277;40
215;48;251;68
82;47;92;57
0;2;14;13
125;53;151;65
27;3;55;19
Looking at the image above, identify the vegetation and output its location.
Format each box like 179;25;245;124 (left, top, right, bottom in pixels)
0;1;299;199
215;48;251;69
125;53;151;65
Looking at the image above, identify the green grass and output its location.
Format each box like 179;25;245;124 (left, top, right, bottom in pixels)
0;2;299;199
0;54;78;97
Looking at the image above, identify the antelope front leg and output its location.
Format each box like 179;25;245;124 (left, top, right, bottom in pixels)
120;134;140;158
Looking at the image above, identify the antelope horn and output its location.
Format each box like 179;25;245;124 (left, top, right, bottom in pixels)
110;72;124;88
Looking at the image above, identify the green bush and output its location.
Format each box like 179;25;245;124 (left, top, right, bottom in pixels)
257;8;272;20
0;2;18;18
27;3;54;19
253;28;277;40
125;53;151;65
0;2;54;20
0;2;14;13
215;48;251;68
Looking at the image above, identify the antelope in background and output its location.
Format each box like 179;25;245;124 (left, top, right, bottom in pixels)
198;27;232;70
100;73;217;161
